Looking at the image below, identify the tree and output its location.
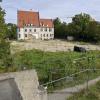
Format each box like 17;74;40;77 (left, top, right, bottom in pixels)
6;23;17;40
54;13;100;42
0;6;13;71
67;13;100;42
0;6;7;39
54;18;68;39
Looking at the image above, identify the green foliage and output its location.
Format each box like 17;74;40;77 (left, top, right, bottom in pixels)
0;6;13;71
54;18;68;39
13;49;100;86
54;13;100;42
0;6;7;39
6;23;17;40
0;40;13;69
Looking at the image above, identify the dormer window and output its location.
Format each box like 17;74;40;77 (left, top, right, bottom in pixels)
28;24;30;26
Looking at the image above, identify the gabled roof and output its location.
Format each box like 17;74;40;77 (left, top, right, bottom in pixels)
17;10;40;28
17;10;54;28
40;19;54;28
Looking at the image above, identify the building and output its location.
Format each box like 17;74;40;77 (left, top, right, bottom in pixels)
17;10;54;40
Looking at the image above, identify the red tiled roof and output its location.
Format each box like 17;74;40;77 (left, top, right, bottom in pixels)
17;10;40;28
40;19;54;28
17;10;54;28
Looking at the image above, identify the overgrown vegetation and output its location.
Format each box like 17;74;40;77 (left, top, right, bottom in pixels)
6;23;17;40
11;49;100;91
54;13;100;42
68;80;100;100
0;6;13;72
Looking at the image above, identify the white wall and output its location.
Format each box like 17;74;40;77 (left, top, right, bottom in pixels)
17;28;25;40
17;27;54;40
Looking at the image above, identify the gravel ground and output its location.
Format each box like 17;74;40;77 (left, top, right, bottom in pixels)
10;40;100;54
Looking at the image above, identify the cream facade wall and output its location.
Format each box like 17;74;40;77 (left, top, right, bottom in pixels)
17;27;54;40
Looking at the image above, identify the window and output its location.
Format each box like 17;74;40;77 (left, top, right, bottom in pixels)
41;34;42;37
34;29;36;32
25;34;27;37
29;29;32;32
43;34;45;37
49;28;52;32
47;34;48;37
50;34;54;37
25;29;27;32
45;28;47;32
19;34;21;38
18;28;20;32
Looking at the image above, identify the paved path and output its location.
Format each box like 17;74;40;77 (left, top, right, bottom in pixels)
48;76;100;100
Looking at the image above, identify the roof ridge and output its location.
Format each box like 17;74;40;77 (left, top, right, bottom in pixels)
17;10;39;13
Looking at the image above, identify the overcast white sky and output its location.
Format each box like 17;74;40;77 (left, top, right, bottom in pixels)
0;0;100;24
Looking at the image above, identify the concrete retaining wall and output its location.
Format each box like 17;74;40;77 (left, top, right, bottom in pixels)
0;70;47;100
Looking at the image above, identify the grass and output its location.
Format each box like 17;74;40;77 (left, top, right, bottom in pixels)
0;49;98;91
11;49;100;91
67;80;100;100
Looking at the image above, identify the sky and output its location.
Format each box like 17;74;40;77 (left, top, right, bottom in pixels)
0;0;100;24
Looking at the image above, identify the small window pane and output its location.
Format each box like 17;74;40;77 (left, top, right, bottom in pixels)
19;34;21;38
49;28;52;32
19;28;20;32
29;29;32;32
34;29;36;32
25;29;27;32
45;28;47;32
25;34;27;37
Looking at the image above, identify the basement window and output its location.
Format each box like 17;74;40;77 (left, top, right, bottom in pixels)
25;34;27;37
